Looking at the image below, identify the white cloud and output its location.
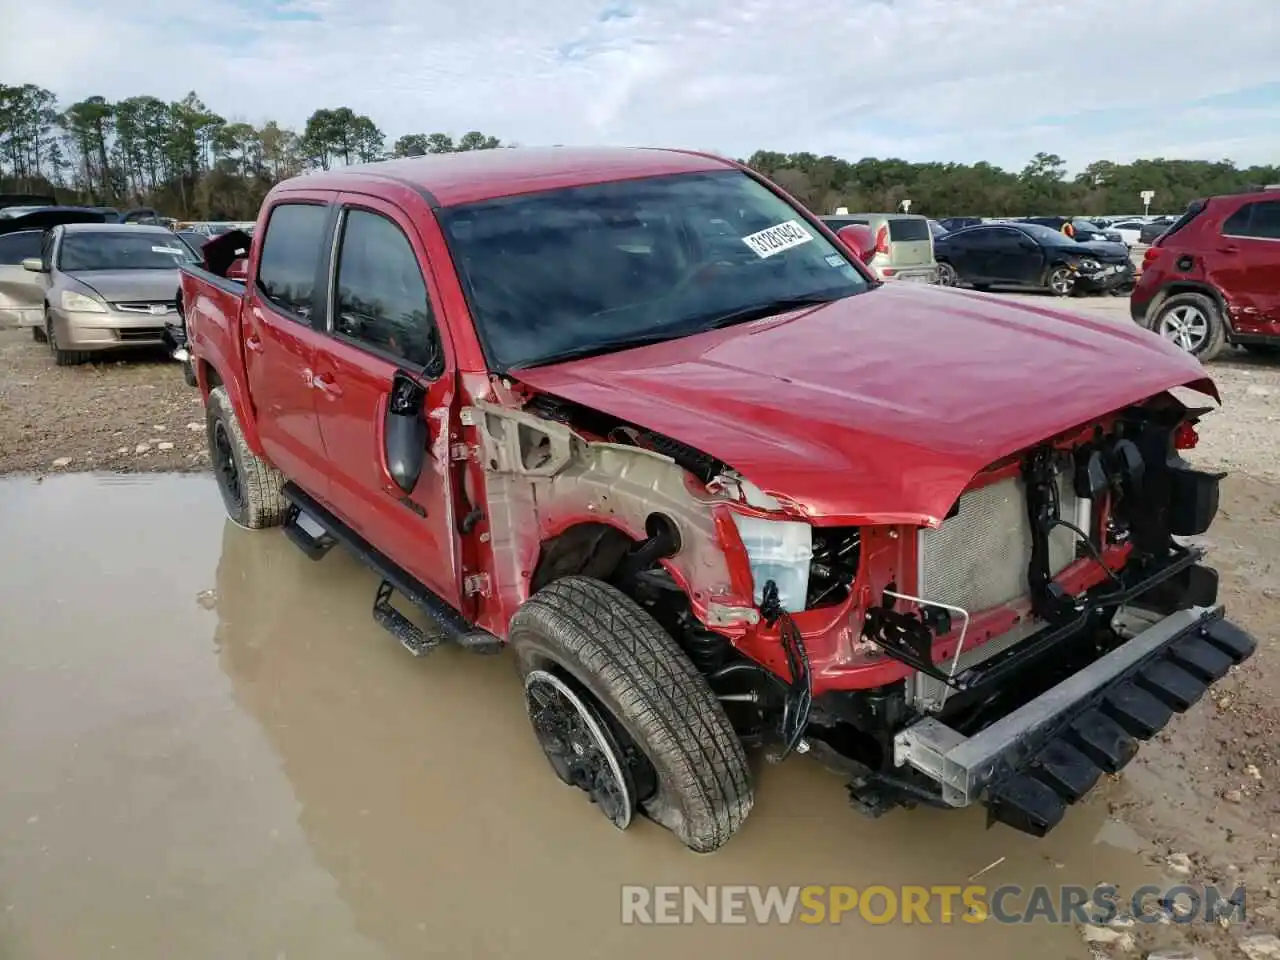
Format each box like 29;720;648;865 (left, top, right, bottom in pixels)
3;0;1278;169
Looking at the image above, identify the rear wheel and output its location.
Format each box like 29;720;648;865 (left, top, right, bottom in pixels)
510;576;753;852
205;385;287;529
1152;292;1226;361
31;326;46;343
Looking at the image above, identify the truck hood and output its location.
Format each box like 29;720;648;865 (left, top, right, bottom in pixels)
514;284;1216;527
70;269;181;304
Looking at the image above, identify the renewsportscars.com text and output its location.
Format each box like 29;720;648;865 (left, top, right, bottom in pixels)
620;884;1246;926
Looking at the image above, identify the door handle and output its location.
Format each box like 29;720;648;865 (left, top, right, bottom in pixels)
312;373;343;399
1218;245;1239;255
245;334;263;352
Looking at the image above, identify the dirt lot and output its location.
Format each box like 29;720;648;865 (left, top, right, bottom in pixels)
0;329;208;473
2;297;1279;958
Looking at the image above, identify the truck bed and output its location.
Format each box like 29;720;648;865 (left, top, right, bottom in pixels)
179;266;247;388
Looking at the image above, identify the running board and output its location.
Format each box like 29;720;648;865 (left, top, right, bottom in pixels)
373;579;444;656
282;503;338;560
281;482;504;656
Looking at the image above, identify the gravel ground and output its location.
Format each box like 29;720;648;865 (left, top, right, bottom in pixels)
2;292;1279;957
0;330;209;473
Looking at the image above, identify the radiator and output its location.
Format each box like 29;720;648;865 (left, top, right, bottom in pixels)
909;466;1086;711
918;468;1080;614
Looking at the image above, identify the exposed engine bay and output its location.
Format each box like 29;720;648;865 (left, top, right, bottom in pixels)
480;383;1250;835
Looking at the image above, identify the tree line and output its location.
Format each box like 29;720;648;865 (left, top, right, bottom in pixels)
3;81;1278;221
0;82;506;220
748;150;1280;219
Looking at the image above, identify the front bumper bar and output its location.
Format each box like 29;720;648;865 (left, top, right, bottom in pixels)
893;606;1255;836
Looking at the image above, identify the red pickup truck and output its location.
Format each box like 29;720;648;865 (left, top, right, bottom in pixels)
180;147;1254;852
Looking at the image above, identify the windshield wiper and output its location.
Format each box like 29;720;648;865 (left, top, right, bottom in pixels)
514;329;689;369
697;294;844;331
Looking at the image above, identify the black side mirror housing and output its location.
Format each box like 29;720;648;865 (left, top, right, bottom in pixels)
384;371;429;495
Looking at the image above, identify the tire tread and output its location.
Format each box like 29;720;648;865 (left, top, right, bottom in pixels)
206;385;287;528
511;576;752;852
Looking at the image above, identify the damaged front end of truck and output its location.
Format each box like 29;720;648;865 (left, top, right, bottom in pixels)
488;331;1256;837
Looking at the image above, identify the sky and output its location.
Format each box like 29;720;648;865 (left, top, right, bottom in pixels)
3;0;1278;171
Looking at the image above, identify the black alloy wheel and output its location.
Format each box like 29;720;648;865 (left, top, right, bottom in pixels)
524;668;638;829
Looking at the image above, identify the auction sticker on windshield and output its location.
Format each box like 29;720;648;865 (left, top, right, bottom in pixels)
741;220;813;259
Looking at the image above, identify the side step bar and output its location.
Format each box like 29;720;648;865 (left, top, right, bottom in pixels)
894;606;1256;837
281;482;504;656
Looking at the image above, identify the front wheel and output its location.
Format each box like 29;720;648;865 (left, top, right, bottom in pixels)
1152;292;1227;361
510;576;753;853
934;261;959;286
46;314;89;366
1047;266;1075;297
205;385;287;529
31;325;47;343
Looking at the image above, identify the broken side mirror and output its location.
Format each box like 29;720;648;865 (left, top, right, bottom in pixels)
836;224;876;264
226;258;249;282
384;370;429;495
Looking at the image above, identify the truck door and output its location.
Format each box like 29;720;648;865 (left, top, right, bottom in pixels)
243;198;335;498
309;194;462;609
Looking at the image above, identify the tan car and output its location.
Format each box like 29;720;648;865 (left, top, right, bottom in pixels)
820;213;938;283
22;223;199;365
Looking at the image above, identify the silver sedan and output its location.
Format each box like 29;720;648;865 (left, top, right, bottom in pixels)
22;223;198;366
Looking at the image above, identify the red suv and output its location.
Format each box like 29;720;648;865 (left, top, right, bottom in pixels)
1131;189;1280;360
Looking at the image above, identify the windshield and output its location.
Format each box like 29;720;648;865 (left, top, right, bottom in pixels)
58;231;199;271
440;170;871;371
1017;223;1077;245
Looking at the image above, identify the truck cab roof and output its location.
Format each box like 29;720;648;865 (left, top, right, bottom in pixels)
291;146;734;207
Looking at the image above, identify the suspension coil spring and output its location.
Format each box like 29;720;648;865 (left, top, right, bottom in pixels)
683;629;730;674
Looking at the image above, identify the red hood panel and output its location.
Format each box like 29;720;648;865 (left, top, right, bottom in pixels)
514;285;1215;526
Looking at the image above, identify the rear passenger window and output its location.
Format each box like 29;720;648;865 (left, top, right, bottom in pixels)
257;203;328;320
1253;202;1280;239
332;209;443;374
1224;201;1280;240
887;219;930;242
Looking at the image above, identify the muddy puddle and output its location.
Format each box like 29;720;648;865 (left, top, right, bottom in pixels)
0;473;1214;959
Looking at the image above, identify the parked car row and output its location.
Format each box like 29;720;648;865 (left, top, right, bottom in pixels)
4;181;1276;374
936;213;1181;247
0;197;266;366
817;212;1134;297
0;202;200;364
934;221;1135;296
